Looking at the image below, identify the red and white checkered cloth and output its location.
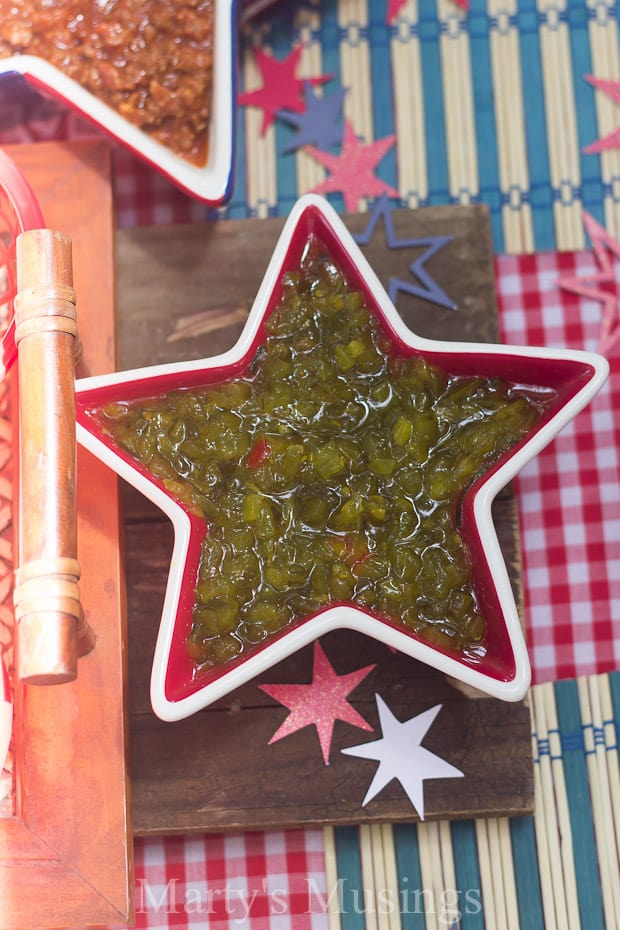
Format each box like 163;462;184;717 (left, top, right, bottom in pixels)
132;830;330;928
497;252;620;684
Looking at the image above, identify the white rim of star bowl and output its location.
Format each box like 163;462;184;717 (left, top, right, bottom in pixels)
75;194;609;722
0;0;237;205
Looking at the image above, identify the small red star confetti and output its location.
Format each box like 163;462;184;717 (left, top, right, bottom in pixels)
306;121;399;213
387;0;468;22
386;0;408;22
259;641;375;764
238;46;332;135
558;210;620;356
583;76;620;154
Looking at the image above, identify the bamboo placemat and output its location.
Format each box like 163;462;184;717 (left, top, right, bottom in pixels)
323;671;620;929
232;0;620;254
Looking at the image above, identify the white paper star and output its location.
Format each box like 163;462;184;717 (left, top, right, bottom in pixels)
342;695;464;818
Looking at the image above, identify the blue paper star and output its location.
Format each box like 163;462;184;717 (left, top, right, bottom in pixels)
353;193;457;311
278;83;347;154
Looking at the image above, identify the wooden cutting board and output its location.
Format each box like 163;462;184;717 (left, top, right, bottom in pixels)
115;204;535;834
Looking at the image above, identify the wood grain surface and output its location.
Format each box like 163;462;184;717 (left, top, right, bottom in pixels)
115;204;535;834
0;140;133;928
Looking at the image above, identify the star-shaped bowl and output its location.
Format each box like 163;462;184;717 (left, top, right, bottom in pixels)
0;0;237;205
76;195;608;721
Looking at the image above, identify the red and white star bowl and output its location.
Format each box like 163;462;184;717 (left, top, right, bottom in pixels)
75;195;608;721
0;0;237;205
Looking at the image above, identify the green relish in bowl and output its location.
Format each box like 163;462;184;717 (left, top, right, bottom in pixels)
92;241;554;673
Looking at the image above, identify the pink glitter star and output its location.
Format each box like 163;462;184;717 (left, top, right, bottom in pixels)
306;121;400;213
238;46;332;135
583;76;620;154
386;0;408;22
259;642;375;764
558;210;620;356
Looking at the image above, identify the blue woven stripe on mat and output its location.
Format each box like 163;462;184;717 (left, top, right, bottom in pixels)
333;825;368;930
509;817;545;929
449;821;485;930
392;824;427;930
553;679;606;930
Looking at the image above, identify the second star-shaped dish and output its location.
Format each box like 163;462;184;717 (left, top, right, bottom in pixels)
0;0;237;204
76;195;608;722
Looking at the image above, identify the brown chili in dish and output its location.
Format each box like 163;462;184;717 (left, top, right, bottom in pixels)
0;0;215;164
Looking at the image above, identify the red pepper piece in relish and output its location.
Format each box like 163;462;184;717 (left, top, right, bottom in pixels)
246;436;271;469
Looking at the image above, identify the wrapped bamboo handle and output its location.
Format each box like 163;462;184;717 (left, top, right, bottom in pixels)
13;229;94;685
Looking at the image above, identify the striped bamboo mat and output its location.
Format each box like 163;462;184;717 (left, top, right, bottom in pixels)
234;0;620;255
322;672;620;929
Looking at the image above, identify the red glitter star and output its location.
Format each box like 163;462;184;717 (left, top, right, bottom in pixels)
238;46;332;135
306;121;400;213
583;76;620;154
387;0;468;23
386;0;408;22
75;194;608;722
259;642;375;765
558;210;620;356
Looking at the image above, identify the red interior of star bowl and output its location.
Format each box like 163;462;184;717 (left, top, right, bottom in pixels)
76;201;599;705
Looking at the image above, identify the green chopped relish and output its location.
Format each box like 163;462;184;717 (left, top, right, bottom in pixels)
92;241;554;672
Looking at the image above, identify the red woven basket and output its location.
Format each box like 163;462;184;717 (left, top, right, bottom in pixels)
0;147;43;772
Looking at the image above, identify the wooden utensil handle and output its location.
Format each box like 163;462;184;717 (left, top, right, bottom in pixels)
13;229;94;685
